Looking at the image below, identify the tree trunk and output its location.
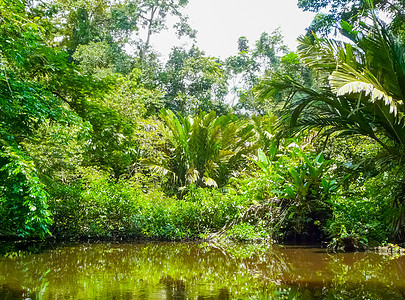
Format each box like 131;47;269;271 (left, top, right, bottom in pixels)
139;6;158;62
393;171;405;242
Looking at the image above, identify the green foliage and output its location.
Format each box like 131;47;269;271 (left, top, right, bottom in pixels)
161;46;229;115
46;167;142;237
223;222;270;242
0;0;403;247
72;41;116;76
256;4;405;240
145;109;257;194
226;29;292;114
0;1;78;239
249;141;340;240
0;145;52;238
327;171;399;248
55;0;137;52
184;186;251;232
254;144;338;202
306;13;337;36
254;29;288;69
84;103;140;178
134;187;247;239
48;169;250;239
102;69;164;118
0;73;64;140
251;113;279;154
298;0;405;37
22;117;90;182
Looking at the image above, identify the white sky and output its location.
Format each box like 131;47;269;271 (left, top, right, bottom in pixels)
150;0;316;60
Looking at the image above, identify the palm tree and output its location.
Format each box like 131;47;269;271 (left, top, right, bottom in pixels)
144;109;257;193
255;5;405;239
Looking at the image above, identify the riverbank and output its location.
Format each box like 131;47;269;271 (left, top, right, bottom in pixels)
371;245;405;255
1;234;404;256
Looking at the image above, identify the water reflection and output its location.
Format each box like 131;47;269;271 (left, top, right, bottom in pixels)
0;242;404;299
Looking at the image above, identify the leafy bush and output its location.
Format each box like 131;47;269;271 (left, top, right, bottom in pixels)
48;167;141;237
249;143;339;241
129;186;251;239
48;172;252;240
0;145;52;239
223;222;270;242
327;171;399;248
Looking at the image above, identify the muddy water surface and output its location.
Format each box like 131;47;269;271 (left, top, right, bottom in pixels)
0;242;404;299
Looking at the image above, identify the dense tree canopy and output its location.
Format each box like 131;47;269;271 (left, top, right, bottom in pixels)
0;0;404;245
299;0;405;37
161;46;229;115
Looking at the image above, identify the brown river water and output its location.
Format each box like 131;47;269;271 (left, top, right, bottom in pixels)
0;242;404;299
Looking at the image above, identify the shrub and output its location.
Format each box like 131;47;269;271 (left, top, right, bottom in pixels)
327;172;398;248
0;145;52;239
48;173;252;240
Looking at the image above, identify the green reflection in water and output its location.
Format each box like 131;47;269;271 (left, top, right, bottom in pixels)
0;242;404;299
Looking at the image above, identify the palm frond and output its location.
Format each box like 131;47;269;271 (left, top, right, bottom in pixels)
142;158;172;176
203;176;218;188
186;167;199;184
152;109;257;191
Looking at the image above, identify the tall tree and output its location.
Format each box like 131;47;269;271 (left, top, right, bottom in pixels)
161;46;229;115
134;0;196;60
226;29;307;114
299;0;405;37
53;0;137;74
0;0;69;238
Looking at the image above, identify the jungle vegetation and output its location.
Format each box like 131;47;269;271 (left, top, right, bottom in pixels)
0;0;404;249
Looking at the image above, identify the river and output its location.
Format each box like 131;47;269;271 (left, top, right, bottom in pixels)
0;242;404;299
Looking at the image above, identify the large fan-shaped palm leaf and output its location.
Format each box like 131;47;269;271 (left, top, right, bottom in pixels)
256;8;405;239
257;12;405;162
144;109;257;192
